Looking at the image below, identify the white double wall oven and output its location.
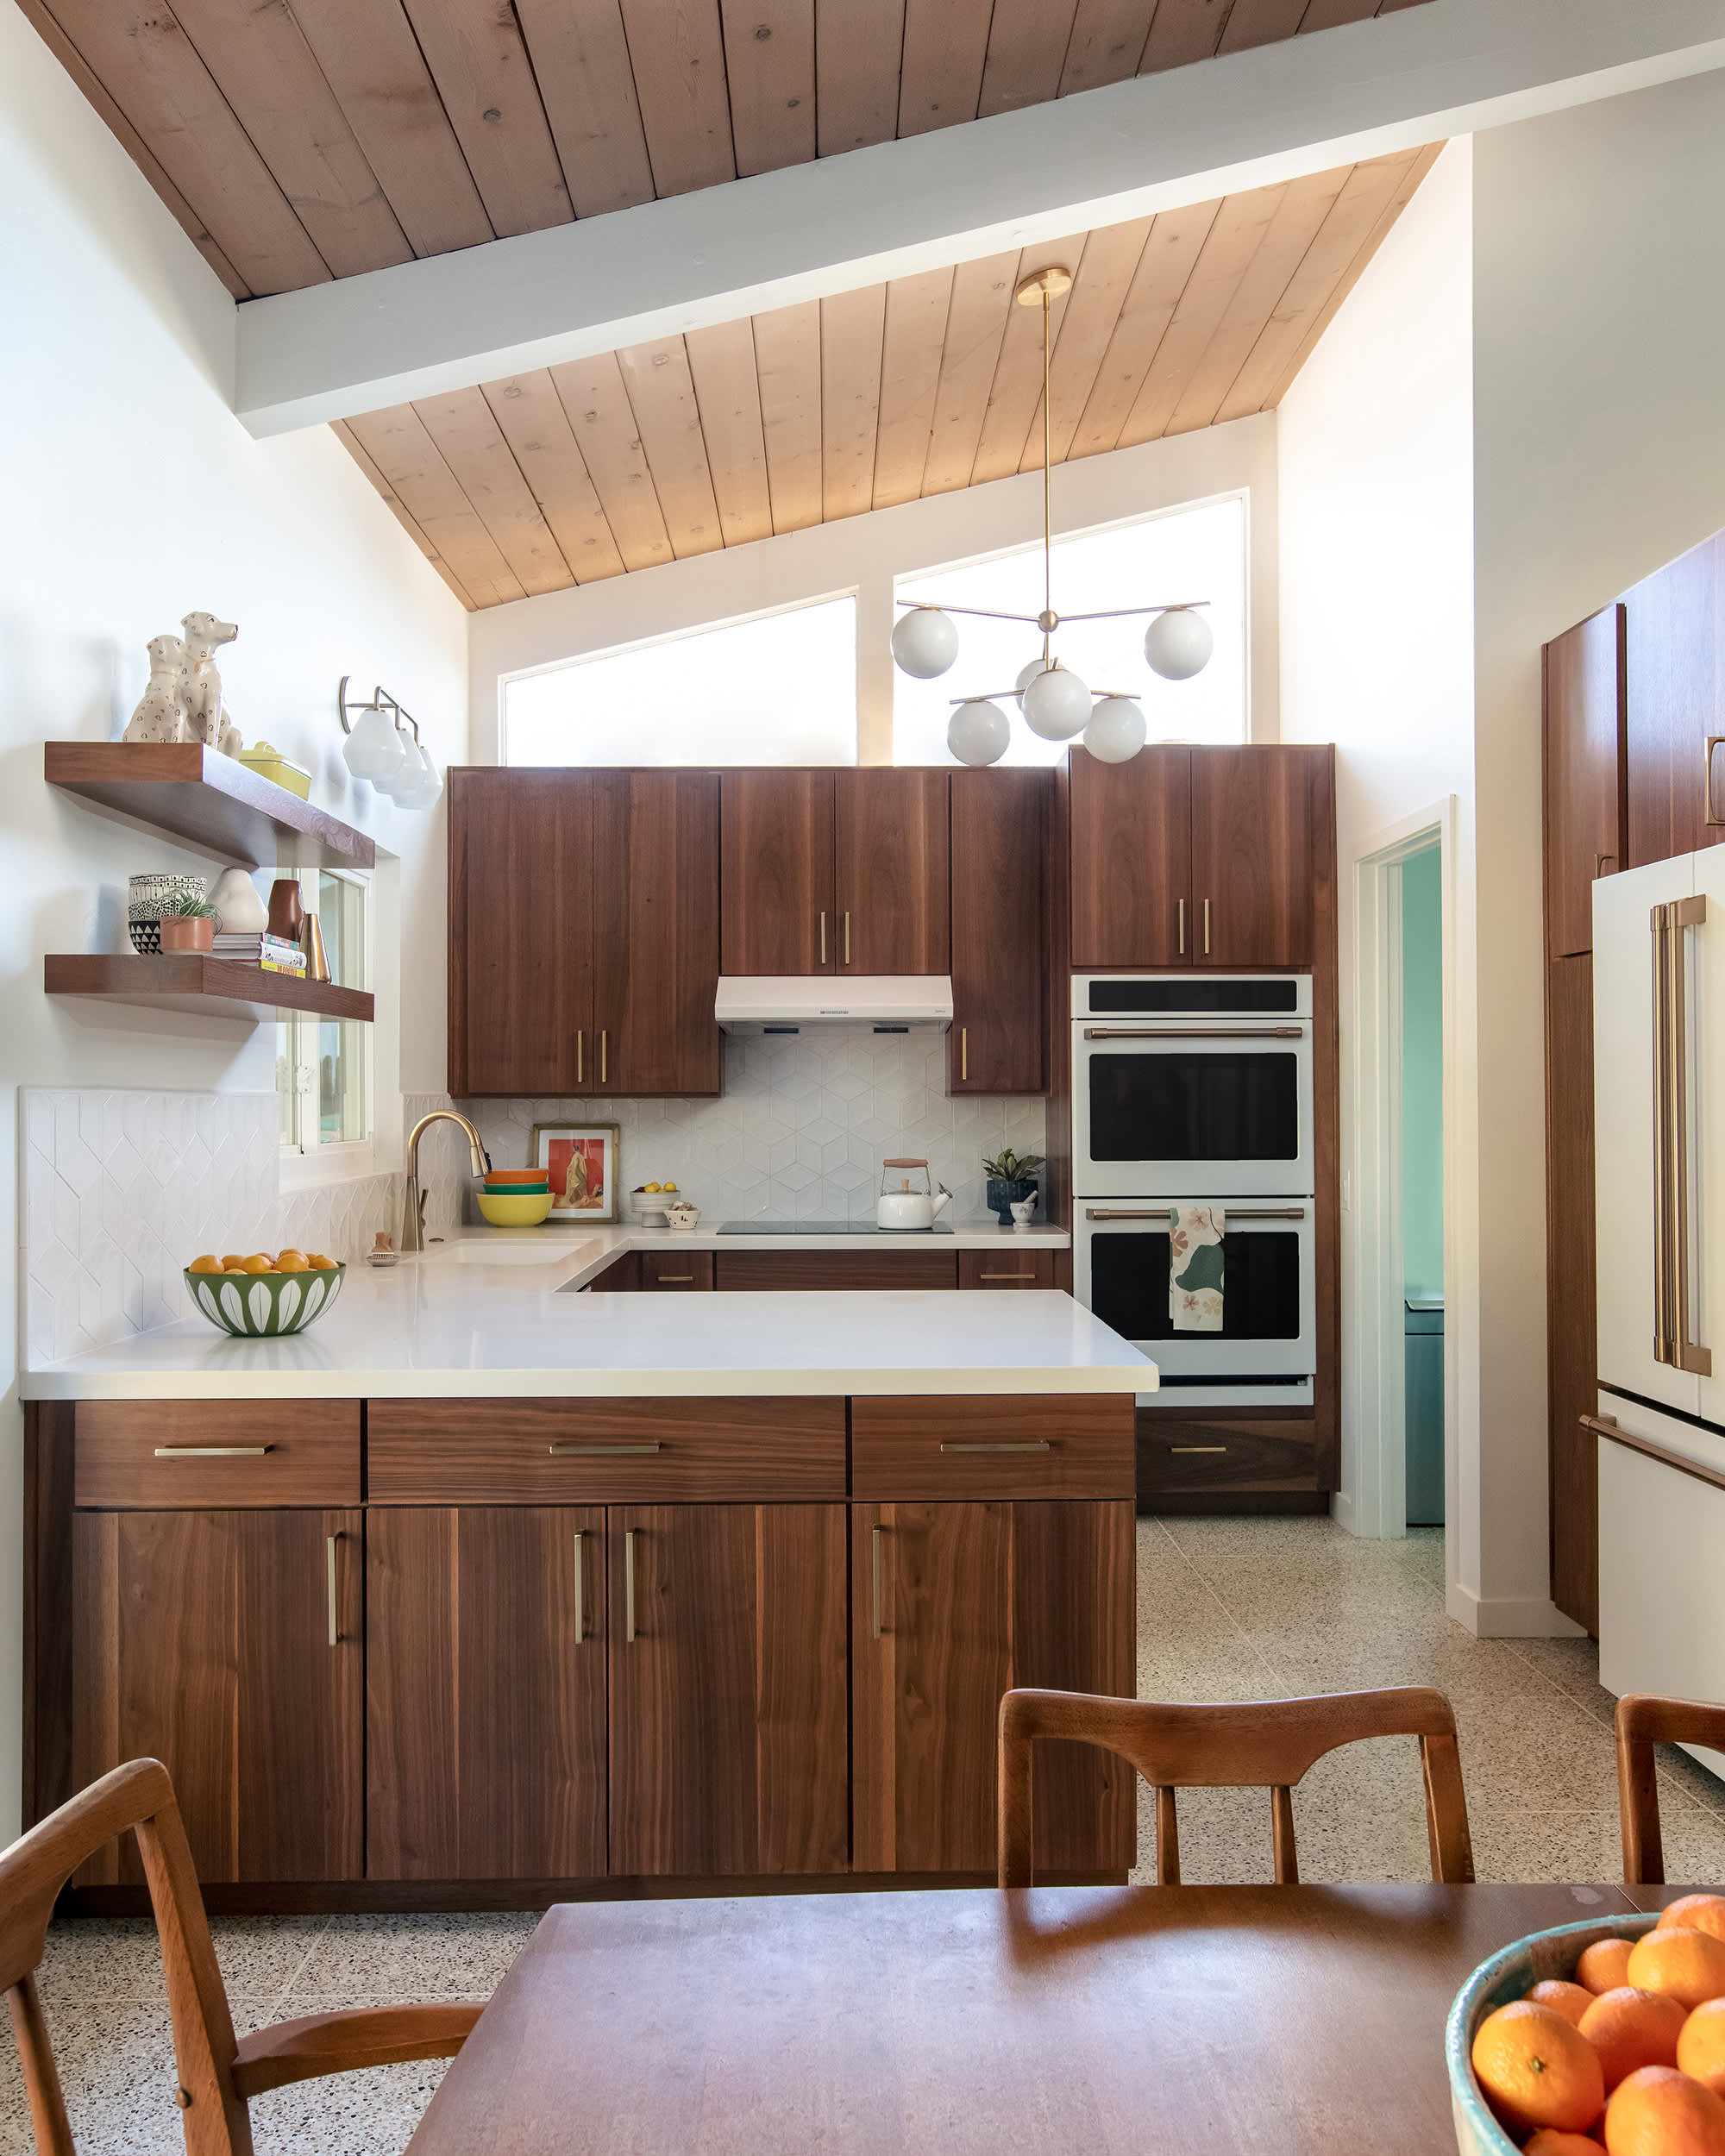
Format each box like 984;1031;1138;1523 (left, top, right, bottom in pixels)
1072;975;1317;1409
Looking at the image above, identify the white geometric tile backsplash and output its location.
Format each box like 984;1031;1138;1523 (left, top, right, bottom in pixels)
461;1029;1047;1225
21;1047;1043;1364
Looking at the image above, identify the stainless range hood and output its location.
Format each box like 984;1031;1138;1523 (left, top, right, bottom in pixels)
715;976;954;1035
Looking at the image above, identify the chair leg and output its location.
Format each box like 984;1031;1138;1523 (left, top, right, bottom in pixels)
1270;1787;1299;1884
1155;1787;1181;1886
1619;1735;1665;1886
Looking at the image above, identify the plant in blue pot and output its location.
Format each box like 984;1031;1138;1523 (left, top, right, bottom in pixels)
982;1148;1044;1226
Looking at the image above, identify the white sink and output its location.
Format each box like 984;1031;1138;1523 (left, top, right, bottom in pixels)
424;1238;599;1267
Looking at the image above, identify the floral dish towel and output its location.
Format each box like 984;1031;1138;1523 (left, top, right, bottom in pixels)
1170;1204;1225;1332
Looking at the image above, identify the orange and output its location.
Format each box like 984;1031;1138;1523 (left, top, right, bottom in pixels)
1605;2065;1725;2156
1533;1982;1600;2029
274;1250;309;1272
220;1254;246;1271
241;1254;275;1274
308;1253;336;1269
1472;2002;1607;2137
187;1255;220;1274
1527;2134;1608;2156
1661;1899;1725;1946
1582;1940;1640;1995
1579;1988;1688;2090
1628;1928;1725;2010
1678;1999;1725;2096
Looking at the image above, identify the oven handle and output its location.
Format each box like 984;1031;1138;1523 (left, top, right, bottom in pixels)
1084;1206;1308;1222
1082;1026;1305;1040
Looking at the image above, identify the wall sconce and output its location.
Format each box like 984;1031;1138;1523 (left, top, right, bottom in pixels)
337;677;441;810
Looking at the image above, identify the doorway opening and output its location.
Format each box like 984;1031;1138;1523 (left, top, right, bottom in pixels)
1352;806;1454;1543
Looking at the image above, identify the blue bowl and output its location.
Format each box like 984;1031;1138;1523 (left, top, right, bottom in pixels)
1446;1910;1659;2156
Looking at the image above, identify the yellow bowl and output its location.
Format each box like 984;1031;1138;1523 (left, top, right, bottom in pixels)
238;743;312;799
476;1189;555;1227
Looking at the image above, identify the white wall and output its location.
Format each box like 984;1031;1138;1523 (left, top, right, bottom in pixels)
1;7;467;1836
467;417;1280;763
1469;68;1725;1622
1276;144;1480;1592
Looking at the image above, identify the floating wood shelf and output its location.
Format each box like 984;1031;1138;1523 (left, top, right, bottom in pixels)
45;743;375;871
45;955;374;1026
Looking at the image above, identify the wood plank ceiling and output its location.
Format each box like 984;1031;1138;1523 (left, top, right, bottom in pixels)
21;0;1433;301
337;144;1440;608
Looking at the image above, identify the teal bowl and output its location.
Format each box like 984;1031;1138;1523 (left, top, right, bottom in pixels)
1446;1910;1659;2156
184;1264;346;1337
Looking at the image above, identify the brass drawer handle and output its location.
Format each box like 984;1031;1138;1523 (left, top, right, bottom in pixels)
819;911;826;964
939;1440;1052;1453
1170;1445;1227;1454
871;1523;885;1639
653;1275;696;1284
978;1272;1037;1281
1203;897;1211;956
1178;897;1185;955
154;1445;272;1457
960;1027;968;1081
844;911;851;964
326;1533;340;1647
600;1030;608;1084
549;1442;662;1456
624;1527;638;1644
573;1529;585;1645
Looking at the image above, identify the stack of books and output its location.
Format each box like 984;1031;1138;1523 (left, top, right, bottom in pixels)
214;931;306;975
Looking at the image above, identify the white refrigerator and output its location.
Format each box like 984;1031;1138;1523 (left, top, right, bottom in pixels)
1594;849;1725;1743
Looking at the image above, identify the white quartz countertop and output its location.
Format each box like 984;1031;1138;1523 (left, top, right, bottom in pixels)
22;1225;1150;1402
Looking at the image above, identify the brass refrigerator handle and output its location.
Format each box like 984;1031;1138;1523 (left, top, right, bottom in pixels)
572;1529;585;1645
326;1534;339;1647
1653;903;1673;1367
1707;736;1725;826
1672;894;1711;1376
624;1527;637;1644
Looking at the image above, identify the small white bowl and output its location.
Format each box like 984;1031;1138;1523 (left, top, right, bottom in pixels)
665;1204;700;1231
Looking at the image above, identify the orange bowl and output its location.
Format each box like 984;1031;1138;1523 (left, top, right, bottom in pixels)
484;1167;549;1185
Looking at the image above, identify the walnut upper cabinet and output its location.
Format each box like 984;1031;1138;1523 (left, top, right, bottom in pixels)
449;768;720;1098
721;769;950;975
1544;605;1628;959
950;768;1049;1094
1624;531;1725;870
1070;745;1321;969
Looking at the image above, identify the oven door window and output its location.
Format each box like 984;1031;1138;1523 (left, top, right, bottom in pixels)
1087;1050;1299;1163
1088;1229;1303;1341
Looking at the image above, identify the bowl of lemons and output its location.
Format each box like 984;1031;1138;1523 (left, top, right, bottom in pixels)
185;1249;346;1337
628;1181;681;1224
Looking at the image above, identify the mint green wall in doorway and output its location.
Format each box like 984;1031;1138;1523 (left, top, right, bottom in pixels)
1401;845;1444;1300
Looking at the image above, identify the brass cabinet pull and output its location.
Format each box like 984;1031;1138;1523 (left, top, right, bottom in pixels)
979;1272;1037;1281
654;1275;695;1284
1177;898;1185;956
599;1030;608;1085
326;1534;340;1647
819;911;827;965
844;911;851;964
1707;736;1725;825
572;1529;585;1645
549;1442;662;1456
939;1440;1052;1453
871;1524;884;1639
577;1030;584;1086
1595;853;1616;876
154;1445;272;1457
1202;898;1212;956
624;1527;638;1644
1650;898;1711;1373
960;1027;969;1082
1170;1445;1227;1455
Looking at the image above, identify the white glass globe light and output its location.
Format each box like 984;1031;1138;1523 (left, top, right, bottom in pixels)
1145;606;1214;681
342;703;411;785
1014;658;1044;710
891;607;959;679
1084;696;1147;764
397;739;442;809
1020;663;1092;742
946;699;1011;767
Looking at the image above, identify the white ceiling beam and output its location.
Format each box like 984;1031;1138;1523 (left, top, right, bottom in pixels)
235;0;1725;437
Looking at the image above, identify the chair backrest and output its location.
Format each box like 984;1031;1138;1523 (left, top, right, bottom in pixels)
997;1684;1474;1888
0;1758;251;2155
1615;1693;1725;1884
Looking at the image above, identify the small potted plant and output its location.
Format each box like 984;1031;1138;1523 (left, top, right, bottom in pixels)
982;1148;1044;1225
157;888;218;953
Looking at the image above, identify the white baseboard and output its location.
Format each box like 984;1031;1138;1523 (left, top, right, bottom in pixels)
1446;1582;1588;1638
1330;1489;1356;1533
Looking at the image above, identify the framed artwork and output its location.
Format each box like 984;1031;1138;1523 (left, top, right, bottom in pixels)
530;1122;621;1223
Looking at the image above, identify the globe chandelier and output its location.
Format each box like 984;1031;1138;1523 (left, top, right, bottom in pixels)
890;266;1214;767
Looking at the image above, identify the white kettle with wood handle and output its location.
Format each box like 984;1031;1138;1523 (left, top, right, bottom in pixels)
875;1157;952;1232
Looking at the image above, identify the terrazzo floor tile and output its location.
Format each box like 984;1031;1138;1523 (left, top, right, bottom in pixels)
290;1912;541;1998
246;1996;457;2155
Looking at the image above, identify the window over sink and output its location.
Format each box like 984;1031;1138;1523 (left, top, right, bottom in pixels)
278;868;371;1158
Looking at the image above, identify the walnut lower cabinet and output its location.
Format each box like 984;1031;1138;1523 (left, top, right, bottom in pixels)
28;1394;1135;1906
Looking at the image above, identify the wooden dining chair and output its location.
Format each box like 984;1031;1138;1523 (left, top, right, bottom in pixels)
1;1758;481;2154
1615;1693;1725;1884
997;1684;1474;1888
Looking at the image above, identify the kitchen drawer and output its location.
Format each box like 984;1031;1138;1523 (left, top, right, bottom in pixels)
850;1395;1135;1501
73;1401;361;1509
1136;1416;1321;1495
957;1250;1056;1290
714;1250;957;1291
639;1250;713;1291
367;1397;846;1503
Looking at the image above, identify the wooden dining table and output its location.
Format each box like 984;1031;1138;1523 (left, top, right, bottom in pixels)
406;1882;1677;2154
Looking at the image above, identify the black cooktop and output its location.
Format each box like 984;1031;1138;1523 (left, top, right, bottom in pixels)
717;1220;956;1235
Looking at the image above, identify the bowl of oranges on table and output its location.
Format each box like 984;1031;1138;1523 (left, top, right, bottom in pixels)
185;1248;346;1337
1451;1896;1725;2156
